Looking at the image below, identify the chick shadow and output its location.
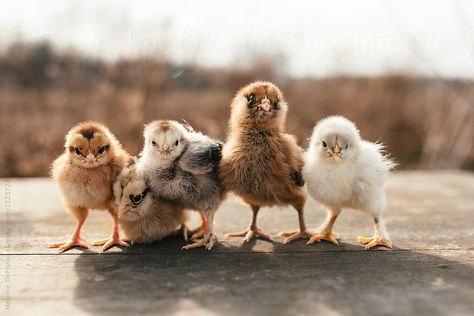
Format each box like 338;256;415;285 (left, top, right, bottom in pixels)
73;236;474;316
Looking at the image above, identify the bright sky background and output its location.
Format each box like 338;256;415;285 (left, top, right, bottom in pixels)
1;0;474;78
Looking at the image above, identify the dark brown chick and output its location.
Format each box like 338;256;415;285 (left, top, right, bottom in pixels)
220;81;309;244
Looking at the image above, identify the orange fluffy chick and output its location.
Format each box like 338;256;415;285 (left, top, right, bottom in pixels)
220;81;310;244
49;122;129;252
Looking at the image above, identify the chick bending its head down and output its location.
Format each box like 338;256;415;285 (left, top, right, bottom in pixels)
114;161;187;245
304;116;395;250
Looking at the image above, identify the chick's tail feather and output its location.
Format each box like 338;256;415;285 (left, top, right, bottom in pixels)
385;156;398;170
375;140;397;170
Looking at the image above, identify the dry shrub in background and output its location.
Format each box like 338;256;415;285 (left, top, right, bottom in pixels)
0;41;472;177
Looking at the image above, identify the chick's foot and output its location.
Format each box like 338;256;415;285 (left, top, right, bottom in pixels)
357;236;393;250
307;232;339;245
182;234;217;251
279;230;313;244
225;228;272;244
49;235;89;253
93;236;129;252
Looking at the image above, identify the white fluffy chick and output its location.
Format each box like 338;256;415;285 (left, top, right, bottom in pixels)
303;116;395;250
138;120;224;251
113;161;188;245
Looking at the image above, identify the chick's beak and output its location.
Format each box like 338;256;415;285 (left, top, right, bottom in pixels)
86;153;95;165
259;103;271;112
159;143;172;155
258;98;271;112
330;144;342;161
118;203;129;218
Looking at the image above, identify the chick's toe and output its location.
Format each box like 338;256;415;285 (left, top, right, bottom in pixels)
182;234;217;251
307;232;339;245
225;228;272;244
357;236;393;250
93;237;130;252
279;230;313;244
49;238;89;253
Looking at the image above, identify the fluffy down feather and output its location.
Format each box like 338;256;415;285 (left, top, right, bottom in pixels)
114;161;187;244
138;120;225;250
220;81;310;244
49;121;129;252
303;116;395;249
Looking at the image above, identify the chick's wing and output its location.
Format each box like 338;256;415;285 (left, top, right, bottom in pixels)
179;139;223;175
281;133;305;187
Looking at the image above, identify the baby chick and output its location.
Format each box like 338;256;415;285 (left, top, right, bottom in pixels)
49;122;129;252
303;116;395;249
138;120;224;250
220;81;309;244
114;160;188;244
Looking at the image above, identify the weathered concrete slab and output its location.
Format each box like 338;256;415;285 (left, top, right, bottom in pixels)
1;171;473;315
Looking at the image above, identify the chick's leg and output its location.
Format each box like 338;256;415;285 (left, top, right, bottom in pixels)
307;207;341;245
93;208;129;252
182;210;217;251
280;206;312;244
49;206;89;253
181;211;209;241
358;215;393;250
188;211;208;240
225;205;272;244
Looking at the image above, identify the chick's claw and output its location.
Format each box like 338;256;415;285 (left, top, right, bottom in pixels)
182;234;216;251
358;236;393;250
307;232;339;245
93;237;130;252
225;228;272;244
279;230;313;244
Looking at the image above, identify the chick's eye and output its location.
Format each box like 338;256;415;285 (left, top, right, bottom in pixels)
175;140;179;146
345;144;349;149
75;148;82;155
247;93;255;106
152;141;157;147
273;100;279;110
322;141;327;148
130;194;143;205
98;146;106;155
133;194;143;204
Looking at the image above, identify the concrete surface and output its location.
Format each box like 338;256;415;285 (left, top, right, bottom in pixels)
0;171;473;315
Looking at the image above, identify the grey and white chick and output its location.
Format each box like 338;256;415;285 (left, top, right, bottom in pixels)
114;160;188;245
303;116;396;249
138;120;224;250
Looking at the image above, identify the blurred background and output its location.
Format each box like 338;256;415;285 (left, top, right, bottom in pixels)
0;0;473;177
